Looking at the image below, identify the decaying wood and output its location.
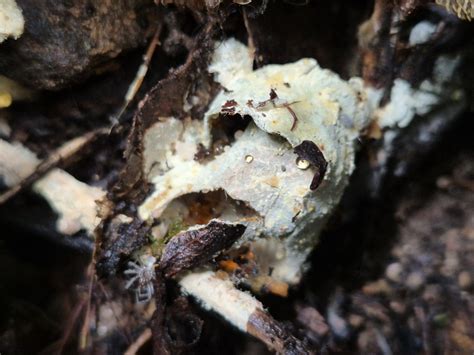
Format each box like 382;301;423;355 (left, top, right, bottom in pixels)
247;309;313;355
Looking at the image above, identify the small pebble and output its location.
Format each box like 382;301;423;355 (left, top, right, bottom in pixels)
458;271;472;290
385;262;403;283
436;176;451;189
348;314;364;328
389;301;406;314
362;279;391;295
406;271;425;291
422;284;442;303
245;154;254;163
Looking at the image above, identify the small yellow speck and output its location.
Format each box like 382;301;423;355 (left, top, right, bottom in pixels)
245;155;254;163
0;92;12;108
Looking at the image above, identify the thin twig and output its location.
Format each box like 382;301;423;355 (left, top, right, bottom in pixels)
78;267;95;351
124;328;153;355
53;296;88;355
114;24;163;123
242;8;256;63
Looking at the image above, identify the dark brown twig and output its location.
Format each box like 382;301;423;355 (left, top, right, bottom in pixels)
247;309;314;354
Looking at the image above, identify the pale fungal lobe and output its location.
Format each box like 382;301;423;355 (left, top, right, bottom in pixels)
408;20;437;46
139;38;371;285
0;139;104;235
180;270;263;331
368;55;463;130
0;0;24;43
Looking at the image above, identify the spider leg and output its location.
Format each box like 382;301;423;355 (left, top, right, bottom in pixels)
127;261;141;270
125;275;139;289
136;283;154;303
145;283;154;302
136;286;147;303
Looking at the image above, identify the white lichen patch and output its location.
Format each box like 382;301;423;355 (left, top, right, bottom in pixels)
0;0;24;43
140;39;371;285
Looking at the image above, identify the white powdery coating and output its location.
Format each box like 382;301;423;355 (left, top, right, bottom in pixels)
0;139;38;185
372;55;462;129
0;139;104;235
409;21;437;46
0;0;24;43
34;170;104;235
140;39;370;284
180;270;262;331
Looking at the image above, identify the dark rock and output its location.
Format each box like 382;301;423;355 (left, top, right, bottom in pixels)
0;0;159;90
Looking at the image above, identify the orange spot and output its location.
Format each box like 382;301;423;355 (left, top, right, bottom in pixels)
219;260;240;273
263;176;280;188
265;279;289;297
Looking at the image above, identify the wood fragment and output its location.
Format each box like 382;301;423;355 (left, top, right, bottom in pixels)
114;24;163;123
247;308;313;354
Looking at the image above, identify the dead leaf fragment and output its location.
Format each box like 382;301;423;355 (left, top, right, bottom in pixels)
160;220;245;278
294;140;328;190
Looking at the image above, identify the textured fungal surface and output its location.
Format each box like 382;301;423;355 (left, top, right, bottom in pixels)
140;39;371;286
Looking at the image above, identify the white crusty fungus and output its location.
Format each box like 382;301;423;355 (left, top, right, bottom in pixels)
139;38;371;285
0;139;104;235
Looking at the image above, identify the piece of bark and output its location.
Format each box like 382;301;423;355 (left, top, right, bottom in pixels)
247;309;313;354
96;216;150;276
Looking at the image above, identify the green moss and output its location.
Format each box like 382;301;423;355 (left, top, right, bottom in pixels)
150;218;188;257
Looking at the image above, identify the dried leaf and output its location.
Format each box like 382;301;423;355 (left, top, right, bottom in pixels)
294;140;328;190
160;220;245;278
